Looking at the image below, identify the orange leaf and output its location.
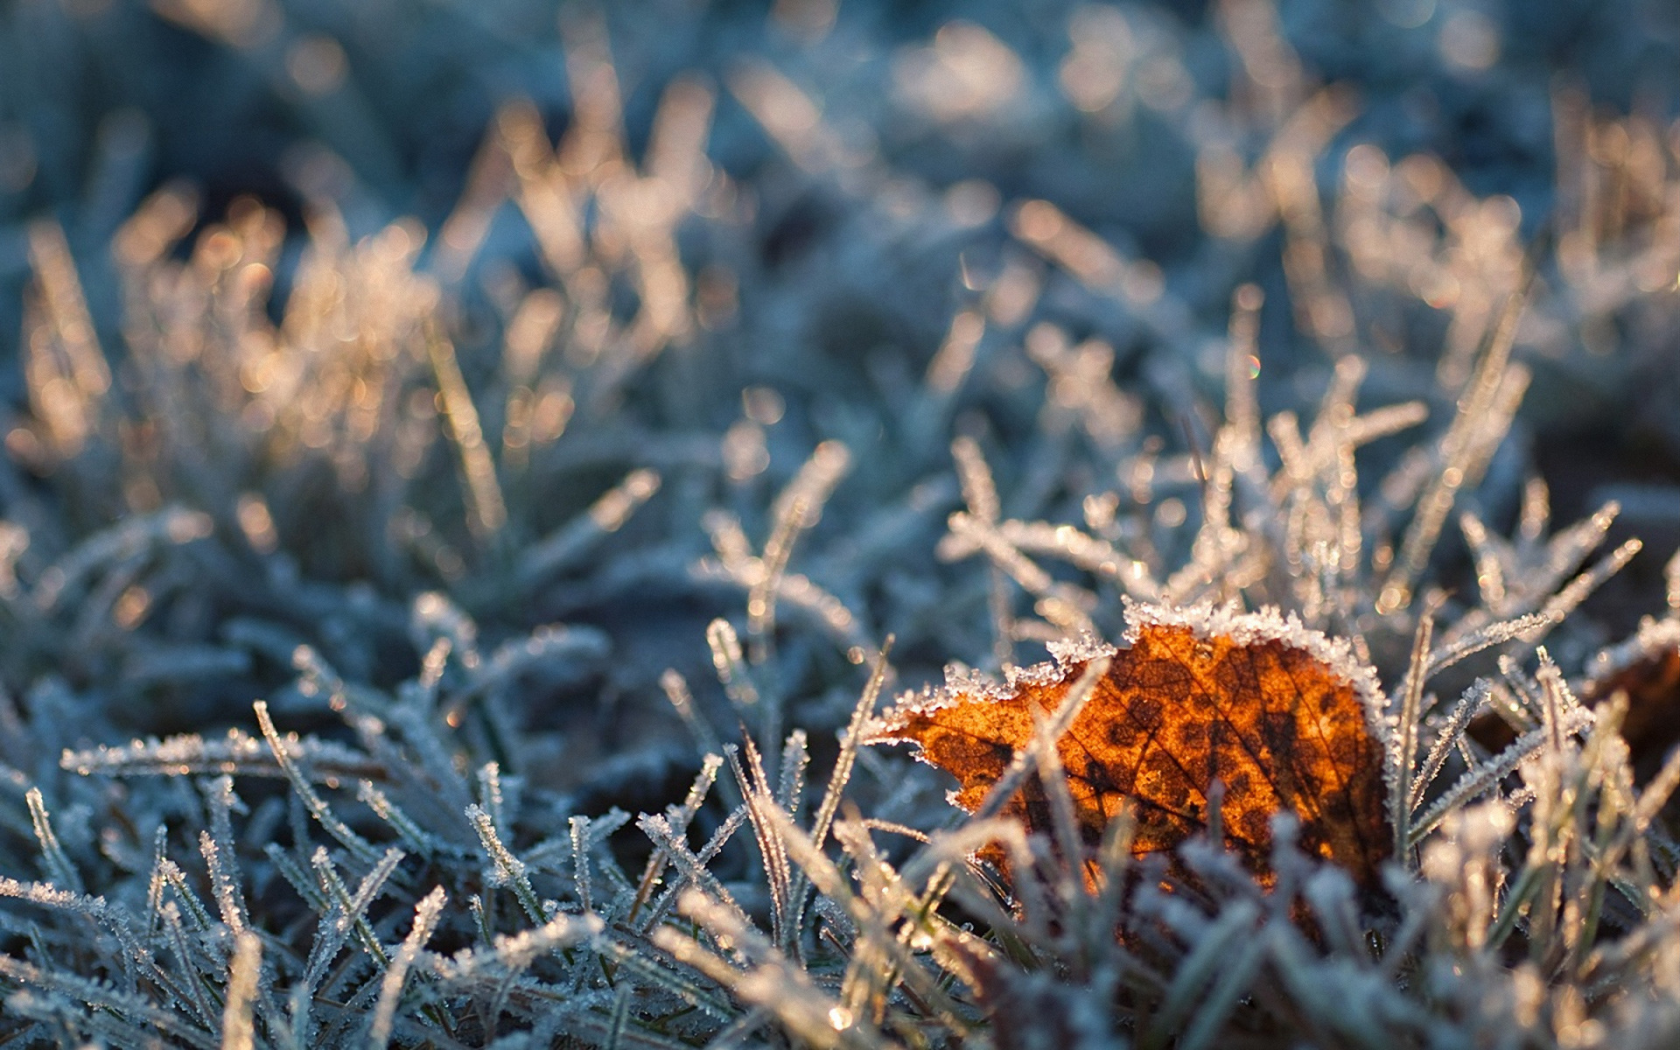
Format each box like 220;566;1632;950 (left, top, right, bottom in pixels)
868;603;1391;889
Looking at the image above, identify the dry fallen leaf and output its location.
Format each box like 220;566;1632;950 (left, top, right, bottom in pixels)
1581;618;1680;784
1468;618;1680;787
868;603;1391;889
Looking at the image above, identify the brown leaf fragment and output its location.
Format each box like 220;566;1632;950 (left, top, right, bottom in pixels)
1471;619;1680;786
868;603;1390;889
1581;618;1680;785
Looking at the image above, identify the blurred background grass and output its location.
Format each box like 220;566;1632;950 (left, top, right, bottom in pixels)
3;0;1678;429
5;0;1675;319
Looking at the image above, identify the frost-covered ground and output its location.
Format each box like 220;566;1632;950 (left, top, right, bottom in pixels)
3;0;1680;1046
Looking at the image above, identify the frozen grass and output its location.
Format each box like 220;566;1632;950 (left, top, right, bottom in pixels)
4;0;1680;1046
